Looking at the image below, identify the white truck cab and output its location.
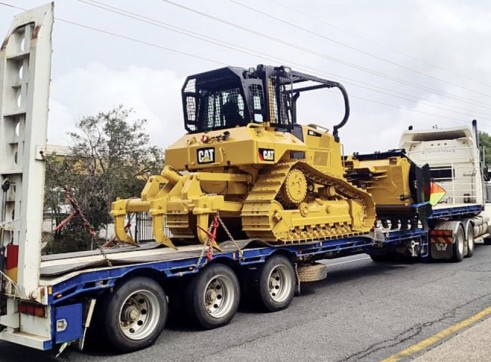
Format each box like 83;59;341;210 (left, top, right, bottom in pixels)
400;123;484;207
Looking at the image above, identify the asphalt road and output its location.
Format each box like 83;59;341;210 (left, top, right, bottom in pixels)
2;244;491;362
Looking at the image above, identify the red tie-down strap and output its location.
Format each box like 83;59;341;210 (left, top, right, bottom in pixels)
197;214;221;260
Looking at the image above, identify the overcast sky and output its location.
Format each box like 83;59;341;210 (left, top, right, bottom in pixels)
1;0;491;154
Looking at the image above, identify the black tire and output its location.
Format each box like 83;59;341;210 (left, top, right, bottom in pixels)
256;255;295;312
185;263;240;329
452;226;465;262
100;277;168;353
465;223;475;258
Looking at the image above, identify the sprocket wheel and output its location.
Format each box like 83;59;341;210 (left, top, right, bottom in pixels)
279;169;307;207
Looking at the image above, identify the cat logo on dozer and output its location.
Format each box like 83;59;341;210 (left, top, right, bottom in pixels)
259;148;275;162
197;148;215;164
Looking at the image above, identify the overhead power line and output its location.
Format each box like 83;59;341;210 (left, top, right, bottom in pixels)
160;0;491;111
230;0;490;99
77;0;489;120
77;0;265;62
58;18;223;66
0;2;223;65
0;2;484;126
352;95;472;126
0;1;21;10
266;0;491;91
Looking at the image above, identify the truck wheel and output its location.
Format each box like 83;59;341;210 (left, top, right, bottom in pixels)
101;277;168;352
257;255;295;312
186;263;240;329
465;222;475;258
452;225;465;262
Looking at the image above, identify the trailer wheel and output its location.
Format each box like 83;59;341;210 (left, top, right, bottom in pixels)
256;255;295;312
186;263;240;329
465;221;475;258
101;277;168;352
452;225;465;262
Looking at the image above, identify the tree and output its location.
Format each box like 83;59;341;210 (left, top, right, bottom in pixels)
44;106;163;253
479;131;491;166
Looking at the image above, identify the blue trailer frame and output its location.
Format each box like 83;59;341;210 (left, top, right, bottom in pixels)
45;229;429;306
18;203;484;351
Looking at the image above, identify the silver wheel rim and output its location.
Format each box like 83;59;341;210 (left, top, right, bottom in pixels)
203;274;235;318
457;229;464;255
467;227;475;252
119;290;160;340
268;265;292;303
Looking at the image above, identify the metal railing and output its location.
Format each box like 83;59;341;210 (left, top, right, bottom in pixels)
429;163;479;204
134;212;171;243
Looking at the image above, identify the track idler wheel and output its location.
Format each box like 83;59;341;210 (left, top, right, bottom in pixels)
279;169;307;207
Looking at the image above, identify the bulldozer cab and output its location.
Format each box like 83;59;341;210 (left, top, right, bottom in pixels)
182;67;256;133
182;65;351;141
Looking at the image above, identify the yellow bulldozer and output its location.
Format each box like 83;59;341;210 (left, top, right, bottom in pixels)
111;65;429;249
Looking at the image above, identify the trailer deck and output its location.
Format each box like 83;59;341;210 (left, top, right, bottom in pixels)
430;204;483;219
38;227;429;306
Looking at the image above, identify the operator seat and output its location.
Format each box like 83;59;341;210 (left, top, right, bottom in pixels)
222;94;244;127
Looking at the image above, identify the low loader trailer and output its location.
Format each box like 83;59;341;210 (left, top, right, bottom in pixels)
0;203;485;353
0;3;489;354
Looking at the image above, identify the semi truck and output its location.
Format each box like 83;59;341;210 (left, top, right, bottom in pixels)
400;123;491;259
0;3;489;355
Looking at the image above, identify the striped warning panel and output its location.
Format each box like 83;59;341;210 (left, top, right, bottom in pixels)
429;229;453;244
430;236;453;244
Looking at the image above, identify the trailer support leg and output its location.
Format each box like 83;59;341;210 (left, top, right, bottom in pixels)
77;299;96;351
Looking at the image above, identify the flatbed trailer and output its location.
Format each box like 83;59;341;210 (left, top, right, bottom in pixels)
1;4;490;355
0;218;436;350
0;200;481;352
